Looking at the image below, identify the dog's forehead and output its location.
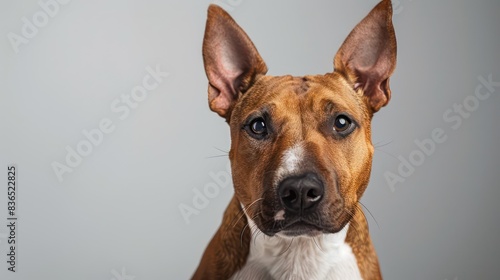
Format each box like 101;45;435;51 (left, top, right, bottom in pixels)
237;73;366;120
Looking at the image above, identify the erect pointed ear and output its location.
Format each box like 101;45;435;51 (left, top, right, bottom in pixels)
334;0;397;113
202;5;268;120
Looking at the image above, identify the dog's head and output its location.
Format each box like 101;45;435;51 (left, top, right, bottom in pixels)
202;0;396;237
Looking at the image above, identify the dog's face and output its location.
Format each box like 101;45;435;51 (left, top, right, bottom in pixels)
203;0;396;237
229;74;374;236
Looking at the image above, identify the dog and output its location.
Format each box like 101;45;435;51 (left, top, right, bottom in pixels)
193;0;396;279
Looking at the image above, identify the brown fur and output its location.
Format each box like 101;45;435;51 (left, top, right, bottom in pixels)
192;196;250;279
193;0;396;279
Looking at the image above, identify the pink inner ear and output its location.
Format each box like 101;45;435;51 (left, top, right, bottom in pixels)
202;5;267;119
334;0;396;112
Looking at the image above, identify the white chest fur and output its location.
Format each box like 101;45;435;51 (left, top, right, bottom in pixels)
230;219;363;280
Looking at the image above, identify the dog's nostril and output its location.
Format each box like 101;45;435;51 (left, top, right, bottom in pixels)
306;189;322;202
283;189;298;202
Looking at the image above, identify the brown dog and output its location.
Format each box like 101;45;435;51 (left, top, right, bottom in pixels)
193;0;396;279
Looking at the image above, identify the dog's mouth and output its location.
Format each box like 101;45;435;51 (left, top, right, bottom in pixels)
254;206;352;237
258;215;335;237
279;220;324;237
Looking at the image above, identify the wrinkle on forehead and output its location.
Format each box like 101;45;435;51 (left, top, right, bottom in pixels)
294;77;310;95
302;74;368;122
236;73;368;125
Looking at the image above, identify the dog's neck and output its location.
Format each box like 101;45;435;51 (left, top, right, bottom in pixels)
230;217;363;280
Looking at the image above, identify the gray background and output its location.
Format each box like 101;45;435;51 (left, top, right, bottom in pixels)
1;0;499;279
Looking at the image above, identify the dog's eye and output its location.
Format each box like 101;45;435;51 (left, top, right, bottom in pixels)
243;113;271;140
250;118;267;135
332;114;355;136
333;115;350;131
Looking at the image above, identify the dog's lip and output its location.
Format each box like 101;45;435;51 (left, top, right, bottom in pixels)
278;220;324;237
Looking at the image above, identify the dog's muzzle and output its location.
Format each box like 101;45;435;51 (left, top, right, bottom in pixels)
272;173;327;236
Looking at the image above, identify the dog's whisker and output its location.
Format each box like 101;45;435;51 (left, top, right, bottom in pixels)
231;208;248;229
312;236;325;253
374;146;398;160
353;204;370;231
358;201;380;229
205;147;230;159
344;208;362;236
246;198;264;211
373;139;393;148
231;198;264;228
205;154;229;159
250;212;264;247
276;237;294;257
239;222;250;248
213;147;230;154
253;230;262;247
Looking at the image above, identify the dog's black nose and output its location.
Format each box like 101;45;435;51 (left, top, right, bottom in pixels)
278;173;324;213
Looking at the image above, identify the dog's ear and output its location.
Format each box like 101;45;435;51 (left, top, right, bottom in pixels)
334;0;397;113
202;5;268;120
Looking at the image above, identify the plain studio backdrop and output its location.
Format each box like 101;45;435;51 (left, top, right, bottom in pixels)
1;0;499;279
